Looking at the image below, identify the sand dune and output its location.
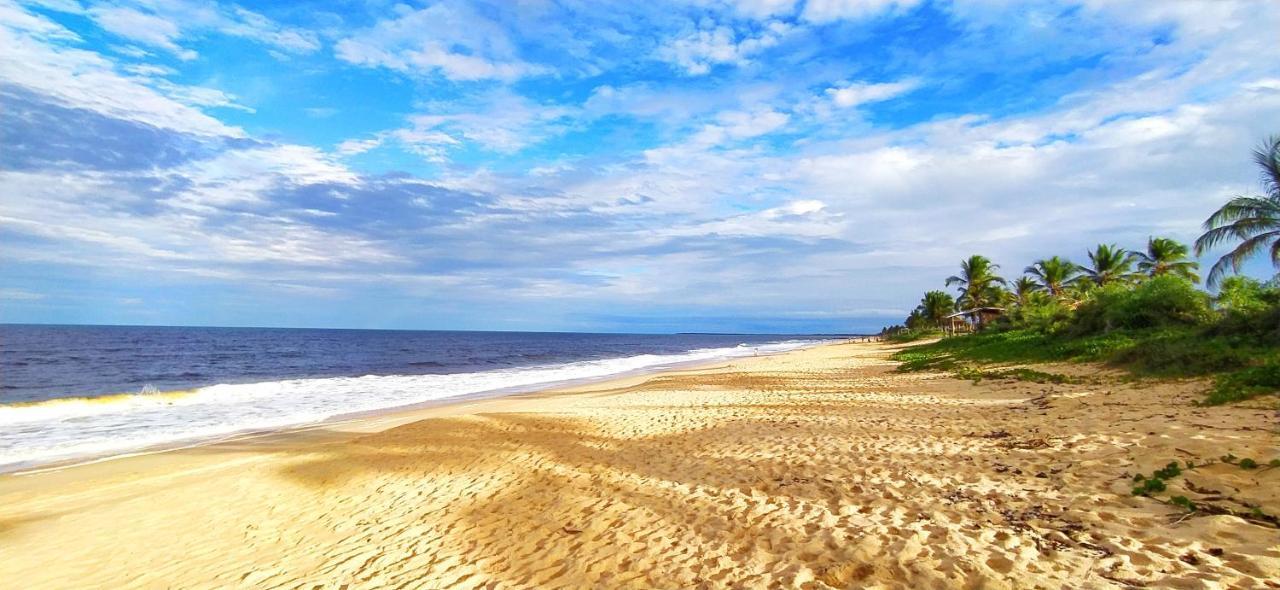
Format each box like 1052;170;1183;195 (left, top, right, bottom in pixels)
1;342;1276;589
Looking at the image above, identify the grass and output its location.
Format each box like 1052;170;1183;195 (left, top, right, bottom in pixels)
1202;359;1280;405
953;366;1077;384
892;328;1280;405
883;329;941;343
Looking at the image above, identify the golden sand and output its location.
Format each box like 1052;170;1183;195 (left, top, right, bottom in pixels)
1;341;1276;589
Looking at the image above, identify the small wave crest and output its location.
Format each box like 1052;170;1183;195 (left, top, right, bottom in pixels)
0;339;824;471
0;386;200;425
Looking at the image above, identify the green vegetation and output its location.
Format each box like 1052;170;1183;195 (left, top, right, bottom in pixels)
1195;135;1280;287
1204;359;1280;405
882;136;1280;405
1081;243;1141;286
945;255;1006;311
1138;237;1201;282
953;366;1076;384
1125;458;1279;522
1131;461;1184;496
1170;495;1197;512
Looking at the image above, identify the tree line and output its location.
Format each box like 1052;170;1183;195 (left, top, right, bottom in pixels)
886;135;1280;336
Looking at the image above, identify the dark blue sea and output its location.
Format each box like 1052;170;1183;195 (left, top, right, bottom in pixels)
0;325;828;471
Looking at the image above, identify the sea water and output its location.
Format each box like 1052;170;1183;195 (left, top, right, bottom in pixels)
0;325;830;472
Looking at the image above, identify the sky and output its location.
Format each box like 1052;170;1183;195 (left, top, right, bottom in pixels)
1;0;1278;334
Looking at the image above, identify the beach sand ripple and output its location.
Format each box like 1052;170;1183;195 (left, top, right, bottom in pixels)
1;342;1276;589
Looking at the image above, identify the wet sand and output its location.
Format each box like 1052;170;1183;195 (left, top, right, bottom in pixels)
1;341;1276;589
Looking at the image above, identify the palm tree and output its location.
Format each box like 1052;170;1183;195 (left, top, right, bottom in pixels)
945;255;1006;309
1024;256;1079;296
1195;136;1280;287
1011;277;1039;307
915;290;955;328
1137;237;1200;282
1081;244;1138;286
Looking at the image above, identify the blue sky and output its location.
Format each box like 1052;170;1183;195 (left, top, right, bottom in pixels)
1;0;1278;333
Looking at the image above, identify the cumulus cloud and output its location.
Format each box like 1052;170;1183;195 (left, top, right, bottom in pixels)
685;107;791;147
4;0;1280;330
657;20;791;75
343;92;576;163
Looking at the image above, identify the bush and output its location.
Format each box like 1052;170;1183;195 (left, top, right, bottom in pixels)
1000;299;1074;335
892;273;1278;405
1204;358;1280;405
885;328;941;343
1208;277;1280;344
1073;276;1212;335
1107;329;1254;376
1215;276;1280;314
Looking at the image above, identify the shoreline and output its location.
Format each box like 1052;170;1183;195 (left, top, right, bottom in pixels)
1;339;832;477
0;342;823;486
2;340;1275;588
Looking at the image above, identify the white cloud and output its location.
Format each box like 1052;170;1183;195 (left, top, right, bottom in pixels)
334;1;543;81
825;79;919;108
0;5;244;137
171;144;358;209
802;0;921;23
369;92;575;161
81;1;319;60
1;0;78;38
150;79;253;111
121;63;175;77
0;288;45;300
728;0;798;18
6;0;1280;326
686;107;791;146
335;137;382;157
658;20;791;75
220;6;319;54
88;6;196;60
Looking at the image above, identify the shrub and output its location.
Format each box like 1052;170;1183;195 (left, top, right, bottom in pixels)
1215;276;1280;314
885;328;941;343
1132;477;1166;496
1108;330;1254;376
1203;358;1280;405
1071;283;1131;335
1072;276;1212;335
1208;277;1280;344
1007;300;1074;335
1153;461;1182;479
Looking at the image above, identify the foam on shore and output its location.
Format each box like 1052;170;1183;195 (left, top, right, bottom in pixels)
0;340;819;472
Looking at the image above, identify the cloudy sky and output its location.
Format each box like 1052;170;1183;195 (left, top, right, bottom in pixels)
1;0;1278;333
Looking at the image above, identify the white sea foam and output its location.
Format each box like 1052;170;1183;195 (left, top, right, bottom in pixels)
0;340;821;472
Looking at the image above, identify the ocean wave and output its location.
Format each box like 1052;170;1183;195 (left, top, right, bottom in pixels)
0;339;821;472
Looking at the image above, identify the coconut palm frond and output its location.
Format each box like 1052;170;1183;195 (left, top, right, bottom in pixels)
1137;237;1199;282
1204;230;1280;287
1199;196;1280;231
1197;137;1280;286
1024;256;1079;296
1252;135;1280;198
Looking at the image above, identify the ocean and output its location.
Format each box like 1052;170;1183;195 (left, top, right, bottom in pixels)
0;325;829;472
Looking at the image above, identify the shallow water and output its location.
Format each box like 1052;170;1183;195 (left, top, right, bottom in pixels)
0;325;830;470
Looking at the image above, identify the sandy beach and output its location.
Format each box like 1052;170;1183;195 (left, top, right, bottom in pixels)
1;341;1276;589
